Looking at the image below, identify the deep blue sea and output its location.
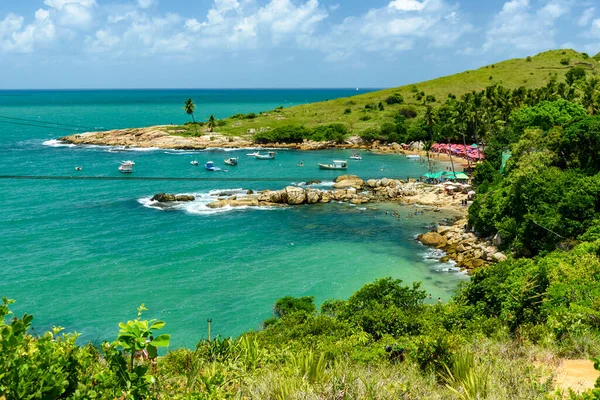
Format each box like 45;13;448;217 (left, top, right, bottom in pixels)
0;89;468;347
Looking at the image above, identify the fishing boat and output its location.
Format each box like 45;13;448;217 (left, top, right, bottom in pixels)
406;155;421;159
255;151;276;160
190;160;199;166
118;160;134;173
205;161;221;171
318;160;348;170
224;157;238;166
349;153;362;160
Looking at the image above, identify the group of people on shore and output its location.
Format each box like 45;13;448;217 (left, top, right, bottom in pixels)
385;207;428;221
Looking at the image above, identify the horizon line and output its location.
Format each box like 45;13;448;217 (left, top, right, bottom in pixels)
0;87;385;91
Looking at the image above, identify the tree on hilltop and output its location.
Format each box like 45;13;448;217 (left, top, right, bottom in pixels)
183;98;199;136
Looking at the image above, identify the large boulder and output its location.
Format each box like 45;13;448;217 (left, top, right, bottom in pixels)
285;186;306;205
333;175;364;190
260;190;286;204
437;225;452;235
306;189;321;204
417;232;447;248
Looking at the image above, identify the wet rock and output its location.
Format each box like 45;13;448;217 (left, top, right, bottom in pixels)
151;193;195;202
305;180;322;185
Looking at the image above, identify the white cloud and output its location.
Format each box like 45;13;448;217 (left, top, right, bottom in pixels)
577;7;595;26
588;18;600;38
306;0;471;60
0;9;56;53
44;0;96;28
483;0;572;53
389;0;427;12
137;0;157;8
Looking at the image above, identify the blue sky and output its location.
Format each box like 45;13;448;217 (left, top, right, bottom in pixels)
0;0;599;89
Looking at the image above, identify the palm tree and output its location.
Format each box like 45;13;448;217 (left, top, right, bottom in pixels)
183;98;199;136
424;106;437;172
582;78;599;115
453;101;471;170
207;114;216;132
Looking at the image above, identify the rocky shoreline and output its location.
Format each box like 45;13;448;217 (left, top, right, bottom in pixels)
418;220;506;272
57;126;413;153
148;175;504;273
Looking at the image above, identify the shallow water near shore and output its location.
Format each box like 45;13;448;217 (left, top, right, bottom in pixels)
0;89;468;347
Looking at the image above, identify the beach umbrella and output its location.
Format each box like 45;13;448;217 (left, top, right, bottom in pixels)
455;172;469;180
468;190;476;195
446;186;457;190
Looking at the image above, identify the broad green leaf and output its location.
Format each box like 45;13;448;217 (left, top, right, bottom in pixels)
150;334;170;347
149;320;165;330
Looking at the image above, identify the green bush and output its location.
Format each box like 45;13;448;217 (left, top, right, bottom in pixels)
385;93;404;105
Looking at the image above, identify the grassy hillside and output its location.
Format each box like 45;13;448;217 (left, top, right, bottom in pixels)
175;49;600;137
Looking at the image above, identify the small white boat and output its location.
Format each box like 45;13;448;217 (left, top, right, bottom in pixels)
205;161;221;171
297;161;304;167
224;157;238;166
255;151;276;160
318;160;348;170
406;155;421;160
118;160;134;173
350;153;362;160
190;160;199;166
246;152;259;156
75;166;82;171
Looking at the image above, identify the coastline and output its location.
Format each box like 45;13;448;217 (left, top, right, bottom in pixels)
147;174;498;273
57;127;459;167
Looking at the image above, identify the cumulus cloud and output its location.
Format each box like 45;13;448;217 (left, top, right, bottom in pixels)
0;9;56;53
306;0;471;61
577;7;595;27
44;0;97;28
483;0;571;53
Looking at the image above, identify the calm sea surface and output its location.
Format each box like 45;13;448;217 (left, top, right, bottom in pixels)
0;89;468;347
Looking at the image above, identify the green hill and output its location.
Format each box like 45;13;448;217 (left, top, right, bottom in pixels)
178;49;600;137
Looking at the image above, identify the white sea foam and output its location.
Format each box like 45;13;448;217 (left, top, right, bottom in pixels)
138;188;283;215
296;180;335;188
42;139;76;148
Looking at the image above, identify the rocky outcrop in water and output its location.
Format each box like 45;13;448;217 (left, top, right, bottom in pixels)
418;218;507;272
151;193;195;202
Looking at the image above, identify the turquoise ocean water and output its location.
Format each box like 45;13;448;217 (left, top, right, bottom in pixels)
0;89;468;347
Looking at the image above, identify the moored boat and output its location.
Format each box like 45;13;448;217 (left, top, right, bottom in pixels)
406;155;421;159
255;151;276;160
318;160;348;170
205;161;221;171
190;160;199;166
246;152;259;156
350;153;362;160
224;157;238;166
118;160;134;173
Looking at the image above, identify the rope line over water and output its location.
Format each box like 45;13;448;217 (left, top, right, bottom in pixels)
0;175;419;182
0;115;104;132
